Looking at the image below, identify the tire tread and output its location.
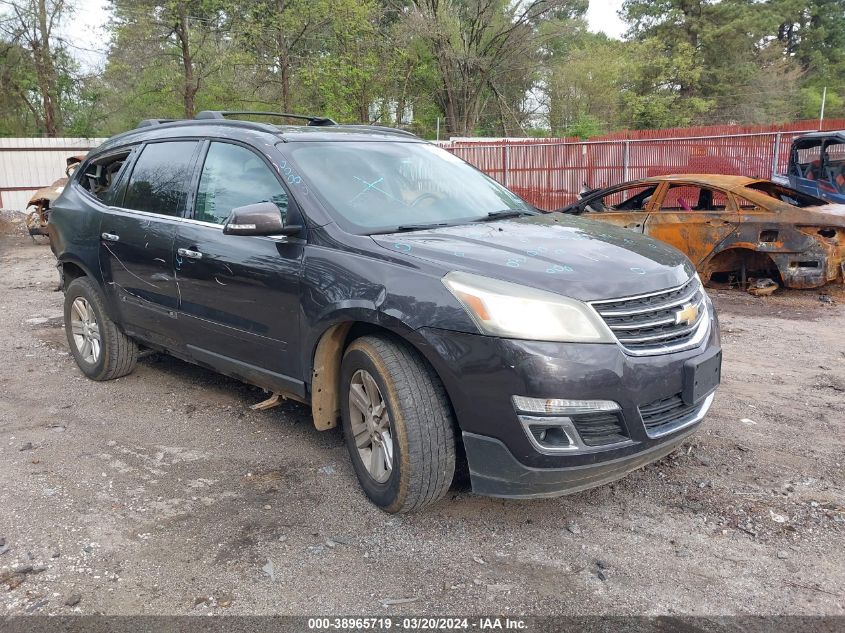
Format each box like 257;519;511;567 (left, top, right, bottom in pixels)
345;335;456;513
65;277;138;381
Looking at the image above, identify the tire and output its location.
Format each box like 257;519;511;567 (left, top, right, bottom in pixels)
64;277;138;381
340;335;456;513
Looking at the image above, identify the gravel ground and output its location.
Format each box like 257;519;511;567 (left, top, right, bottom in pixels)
1;214;844;616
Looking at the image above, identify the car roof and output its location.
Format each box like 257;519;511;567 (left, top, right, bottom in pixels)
94;118;422;155
793;130;845;142
636;174;763;191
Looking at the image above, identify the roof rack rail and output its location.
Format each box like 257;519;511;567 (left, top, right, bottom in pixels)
348;124;417;137
137;119;178;128
194;110;337;126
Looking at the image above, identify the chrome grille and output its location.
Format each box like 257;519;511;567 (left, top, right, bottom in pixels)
591;277;708;355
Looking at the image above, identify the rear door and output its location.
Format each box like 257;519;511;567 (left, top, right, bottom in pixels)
644;183;738;266
173;141;305;395
99;140;200;345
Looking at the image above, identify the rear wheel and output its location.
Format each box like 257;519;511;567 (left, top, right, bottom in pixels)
64;277;138;381
340;335;456;513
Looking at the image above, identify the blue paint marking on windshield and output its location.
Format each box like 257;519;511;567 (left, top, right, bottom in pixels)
350;175;406;206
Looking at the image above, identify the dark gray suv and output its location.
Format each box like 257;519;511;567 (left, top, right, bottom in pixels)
49;111;722;512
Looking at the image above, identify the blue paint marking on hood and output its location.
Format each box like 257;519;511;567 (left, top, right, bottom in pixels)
371;213;696;302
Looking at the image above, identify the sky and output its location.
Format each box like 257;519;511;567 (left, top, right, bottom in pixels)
60;0;629;71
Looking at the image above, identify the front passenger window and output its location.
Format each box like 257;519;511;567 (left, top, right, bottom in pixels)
195;143;289;225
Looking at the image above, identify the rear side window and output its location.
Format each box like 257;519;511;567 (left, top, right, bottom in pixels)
78;151;131;203
123;141;198;216
195;142;288;225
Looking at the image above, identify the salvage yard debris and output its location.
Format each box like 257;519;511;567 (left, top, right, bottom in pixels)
23;155;84;240
747;278;779;296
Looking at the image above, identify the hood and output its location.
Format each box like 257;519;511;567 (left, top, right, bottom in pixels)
371;213;695;302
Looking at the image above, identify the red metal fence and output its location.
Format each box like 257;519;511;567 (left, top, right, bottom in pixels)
441;119;845;210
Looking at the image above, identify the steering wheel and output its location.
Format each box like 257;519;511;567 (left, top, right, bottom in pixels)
410;193;440;207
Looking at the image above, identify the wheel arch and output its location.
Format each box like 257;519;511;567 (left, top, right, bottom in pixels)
57;255;122;323
307;311;457;434
701;246;783;286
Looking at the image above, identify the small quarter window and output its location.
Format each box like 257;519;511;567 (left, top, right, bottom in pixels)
195;142;288;225
123;141;198;216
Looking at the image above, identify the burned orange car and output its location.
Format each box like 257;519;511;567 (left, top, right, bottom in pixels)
559;175;845;289
24;155;85;239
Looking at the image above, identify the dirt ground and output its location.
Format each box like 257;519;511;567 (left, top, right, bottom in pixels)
1;213;844;616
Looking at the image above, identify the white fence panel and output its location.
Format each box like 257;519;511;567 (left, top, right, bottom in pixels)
0;138;105;212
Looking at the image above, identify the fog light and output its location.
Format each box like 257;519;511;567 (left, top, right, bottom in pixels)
512;396;620;415
526;423;572;448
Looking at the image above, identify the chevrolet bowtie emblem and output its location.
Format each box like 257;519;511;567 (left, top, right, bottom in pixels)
675;302;699;326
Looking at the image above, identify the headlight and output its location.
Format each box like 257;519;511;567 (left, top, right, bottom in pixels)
442;271;614;343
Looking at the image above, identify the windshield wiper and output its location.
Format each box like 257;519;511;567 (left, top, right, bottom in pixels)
394;223;449;232
475;210;532;221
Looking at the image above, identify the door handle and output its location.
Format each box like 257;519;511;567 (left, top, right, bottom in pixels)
177;247;203;260
101;232;120;242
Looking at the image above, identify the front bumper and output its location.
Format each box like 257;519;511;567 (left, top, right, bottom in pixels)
463;396;712;498
414;301;720;498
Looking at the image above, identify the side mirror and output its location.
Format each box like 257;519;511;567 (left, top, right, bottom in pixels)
223;202;302;237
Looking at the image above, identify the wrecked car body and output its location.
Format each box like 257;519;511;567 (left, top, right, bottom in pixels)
25;155;84;239
558;175;845;290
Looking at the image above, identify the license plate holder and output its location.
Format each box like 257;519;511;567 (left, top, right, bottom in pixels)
682;349;722;405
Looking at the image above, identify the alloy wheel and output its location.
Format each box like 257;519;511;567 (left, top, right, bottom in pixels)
69;297;101;364
348;369;394;483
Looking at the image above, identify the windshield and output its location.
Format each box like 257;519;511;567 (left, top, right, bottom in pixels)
283;141;531;233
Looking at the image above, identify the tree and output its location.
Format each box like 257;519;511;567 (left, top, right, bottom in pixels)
407;0;586;137
773;0;845;119
620;0;816;126
0;0;70;135
232;0;332;113
545;31;631;136
103;0;231;123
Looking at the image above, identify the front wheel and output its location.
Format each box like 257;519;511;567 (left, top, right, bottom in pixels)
340;335;456;513
64;277;138;381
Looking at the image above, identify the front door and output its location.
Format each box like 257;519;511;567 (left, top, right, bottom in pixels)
99;140;200;346
174;141;305;395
